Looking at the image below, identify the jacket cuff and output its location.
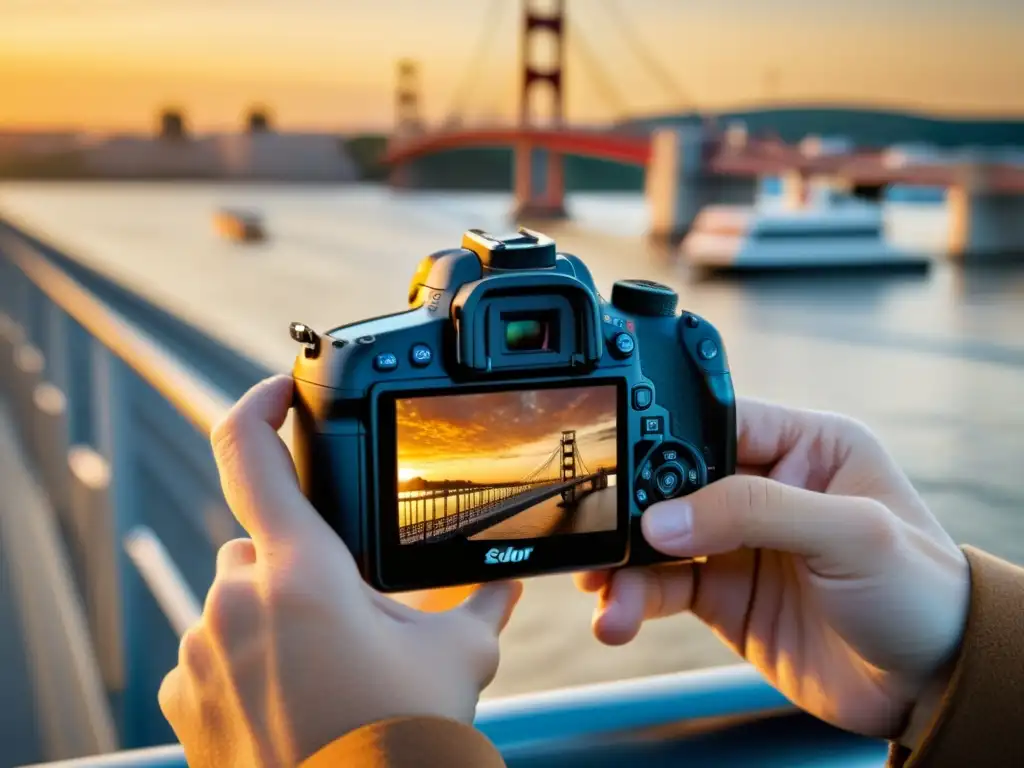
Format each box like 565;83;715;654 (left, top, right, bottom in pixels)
300;715;506;768
890;546;1024;767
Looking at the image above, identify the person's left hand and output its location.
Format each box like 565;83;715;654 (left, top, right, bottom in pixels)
158;375;522;768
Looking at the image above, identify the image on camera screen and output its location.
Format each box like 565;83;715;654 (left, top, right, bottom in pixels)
395;384;618;545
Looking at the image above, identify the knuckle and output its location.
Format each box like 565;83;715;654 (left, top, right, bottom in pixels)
178;626;210;675
466;625;501;682
210;410;245;462
735;475;776;533
157;669;181;719
830;412;882;449
727;474;771;516
204;575;262;643
216;538;254;572
854;498;902;551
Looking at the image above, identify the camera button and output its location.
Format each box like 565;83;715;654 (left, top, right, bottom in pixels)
631;384;653;410
698;339;719;360
635;488;649;505
409;344;433;367
642;416;663;436
373;352;399;372
640;462;653;481
654;465;684;499
611;332;635;358
356;335;376;345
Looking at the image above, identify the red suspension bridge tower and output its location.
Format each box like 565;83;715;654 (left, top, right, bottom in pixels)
514;0;568;219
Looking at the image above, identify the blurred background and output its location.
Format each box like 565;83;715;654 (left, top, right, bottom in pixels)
0;1;1023;766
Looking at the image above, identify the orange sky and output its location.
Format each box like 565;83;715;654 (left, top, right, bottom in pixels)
396;386;618;486
1;0;1021;132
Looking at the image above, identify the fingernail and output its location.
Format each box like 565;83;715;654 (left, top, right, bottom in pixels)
644;502;692;544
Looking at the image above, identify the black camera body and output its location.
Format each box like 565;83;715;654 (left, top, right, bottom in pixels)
290;229;736;592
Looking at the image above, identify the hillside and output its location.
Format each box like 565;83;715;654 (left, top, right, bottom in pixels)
618;105;1024;148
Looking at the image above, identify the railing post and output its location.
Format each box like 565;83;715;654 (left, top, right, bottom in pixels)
0;312;24;397
68;445;124;697
13;343;45;450
90;342;147;746
33;383;72;529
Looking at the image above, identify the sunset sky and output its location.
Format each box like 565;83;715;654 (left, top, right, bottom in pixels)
396;386;617;486
1;0;1021;133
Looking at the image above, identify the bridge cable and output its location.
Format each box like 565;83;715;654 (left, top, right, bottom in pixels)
565;15;632;119
575;447;591;477
441;0;508;124
594;0;696;111
523;445;561;484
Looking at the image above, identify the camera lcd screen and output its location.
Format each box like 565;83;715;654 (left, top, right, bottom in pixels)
394;383;619;547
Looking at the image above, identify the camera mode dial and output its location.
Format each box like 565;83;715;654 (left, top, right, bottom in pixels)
611;280;678;317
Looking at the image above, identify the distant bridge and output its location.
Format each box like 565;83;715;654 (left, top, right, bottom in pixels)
385;126;1024;195
399;429;612;544
386;0;1024;257
384;128;653;168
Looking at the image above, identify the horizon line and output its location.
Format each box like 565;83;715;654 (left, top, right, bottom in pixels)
4;98;1024;135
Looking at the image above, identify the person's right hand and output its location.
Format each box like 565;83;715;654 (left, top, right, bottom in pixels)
575;399;971;750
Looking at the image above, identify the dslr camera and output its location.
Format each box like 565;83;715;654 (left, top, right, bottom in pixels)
290;228;736;592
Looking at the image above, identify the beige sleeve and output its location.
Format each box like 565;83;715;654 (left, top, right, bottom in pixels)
889;546;1024;767
300;715;507;768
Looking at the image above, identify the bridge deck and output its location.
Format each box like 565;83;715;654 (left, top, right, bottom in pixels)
408;475;604;543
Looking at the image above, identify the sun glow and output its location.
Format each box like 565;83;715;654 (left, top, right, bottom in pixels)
398;467;424;482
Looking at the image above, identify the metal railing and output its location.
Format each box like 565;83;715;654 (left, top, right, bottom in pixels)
0;223;240;758
19;664;890;768
0;220;890;768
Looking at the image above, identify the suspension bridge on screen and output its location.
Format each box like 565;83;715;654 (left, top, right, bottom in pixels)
399;429;613;544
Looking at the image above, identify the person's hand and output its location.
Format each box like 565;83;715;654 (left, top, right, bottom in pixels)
575;398;970;749
158;375;522;768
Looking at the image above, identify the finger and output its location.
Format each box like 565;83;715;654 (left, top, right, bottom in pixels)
573;569;611;593
457;580;524;634
158;666;183;725
642;474;895;577
592;564;696;646
216;538;256;576
211;375;327;546
735;398;816;468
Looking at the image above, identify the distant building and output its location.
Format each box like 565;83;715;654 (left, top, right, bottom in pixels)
246;108;272;134
159;110;188;141
217;133;357;181
80;135;222;178
0;131;83;160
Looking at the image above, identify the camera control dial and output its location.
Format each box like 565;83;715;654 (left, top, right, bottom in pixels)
633;441;706;511
611;279;678;317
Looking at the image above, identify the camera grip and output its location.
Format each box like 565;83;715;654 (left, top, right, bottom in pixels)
292;381;370;573
634;314;736;481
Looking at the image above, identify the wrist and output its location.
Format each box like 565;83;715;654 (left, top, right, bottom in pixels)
898;666;952;752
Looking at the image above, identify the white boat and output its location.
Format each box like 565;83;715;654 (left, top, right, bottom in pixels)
680;195;932;273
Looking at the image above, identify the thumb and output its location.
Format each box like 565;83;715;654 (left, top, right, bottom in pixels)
642;475;897;576
457;580;524;634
